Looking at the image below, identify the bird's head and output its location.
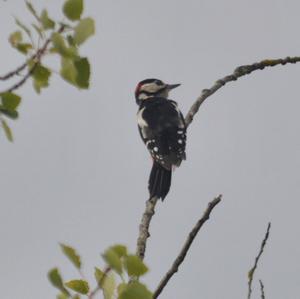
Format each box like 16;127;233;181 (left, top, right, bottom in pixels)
135;78;180;105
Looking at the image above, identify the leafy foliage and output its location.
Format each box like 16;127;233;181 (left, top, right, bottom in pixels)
49;244;152;299
40;10;55;30
102;273;116;299
60;57;91;89
110;245;128;258
48;268;70;296
60;244;82;269
65;280;89;295
124;255;148;277
0;92;22;141
9;31;32;54
1;0;95;141
51;33;77;58
103;247;123;275
119;282;152;299
1;92;21;112
1;119;13;142
63;0;84;21
74;18;95;45
9;31;22;47
31;63;51;93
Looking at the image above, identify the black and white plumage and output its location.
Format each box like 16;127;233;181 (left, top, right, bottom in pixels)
135;78;187;200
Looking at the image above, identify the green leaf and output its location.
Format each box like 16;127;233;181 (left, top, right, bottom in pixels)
9;31;32;54
1;120;13;142
103;248;123;274
118;282;152;299
15;18;32;40
65;280;89;295
60;57;90;89
74;18;95;45
9;31;22;47
110;245;127;258
48;268;70;296
67;35;76;47
72;295;81;299
60;58;77;85
31;64;51;94
51;32;68;55
48;268;64;288
33;80;44;94
124;255;148;277
25;1;40;21
74;57;90;88
63;0;84;21
94;267;105;285
95;268;116;299
1;92;21;112
117;283;127;296
56;293;69;299
102;273;116;299
16;43;32;54
51;33;77;58
32;64;51;82
40;9;55;30
60;244;81;269
0;108;18;120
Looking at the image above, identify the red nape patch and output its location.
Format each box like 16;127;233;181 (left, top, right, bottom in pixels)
135;82;142;96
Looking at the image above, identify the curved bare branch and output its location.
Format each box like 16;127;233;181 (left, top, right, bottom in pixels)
185;57;300;127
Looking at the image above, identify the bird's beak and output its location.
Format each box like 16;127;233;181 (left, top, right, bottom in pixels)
166;83;181;90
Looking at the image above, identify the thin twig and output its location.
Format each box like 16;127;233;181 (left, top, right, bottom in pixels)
247;222;271;299
153;195;222;299
136;196;159;260
259;279;266;299
0;25;65;93
185;56;300;128
0;61;28;81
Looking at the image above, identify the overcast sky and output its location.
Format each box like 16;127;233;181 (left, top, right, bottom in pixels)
1;1;300;299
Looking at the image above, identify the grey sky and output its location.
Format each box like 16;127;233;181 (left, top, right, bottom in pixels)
1;1;300;298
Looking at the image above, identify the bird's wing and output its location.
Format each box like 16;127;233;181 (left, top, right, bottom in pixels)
137;99;186;169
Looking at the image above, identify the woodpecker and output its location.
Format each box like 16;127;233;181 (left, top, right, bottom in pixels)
135;78;186;200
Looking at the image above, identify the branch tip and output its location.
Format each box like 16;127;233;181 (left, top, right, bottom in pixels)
153;195;222;299
247;222;271;299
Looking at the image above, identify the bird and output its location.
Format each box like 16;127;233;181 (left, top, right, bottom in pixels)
135;78;187;200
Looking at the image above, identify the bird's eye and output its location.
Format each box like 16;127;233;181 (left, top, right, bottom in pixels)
155;80;163;86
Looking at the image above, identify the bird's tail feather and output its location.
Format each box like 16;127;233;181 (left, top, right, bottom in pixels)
148;162;171;201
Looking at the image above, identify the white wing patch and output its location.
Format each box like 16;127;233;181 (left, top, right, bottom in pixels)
137;107;148;128
145;128;186;168
146;139;165;165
